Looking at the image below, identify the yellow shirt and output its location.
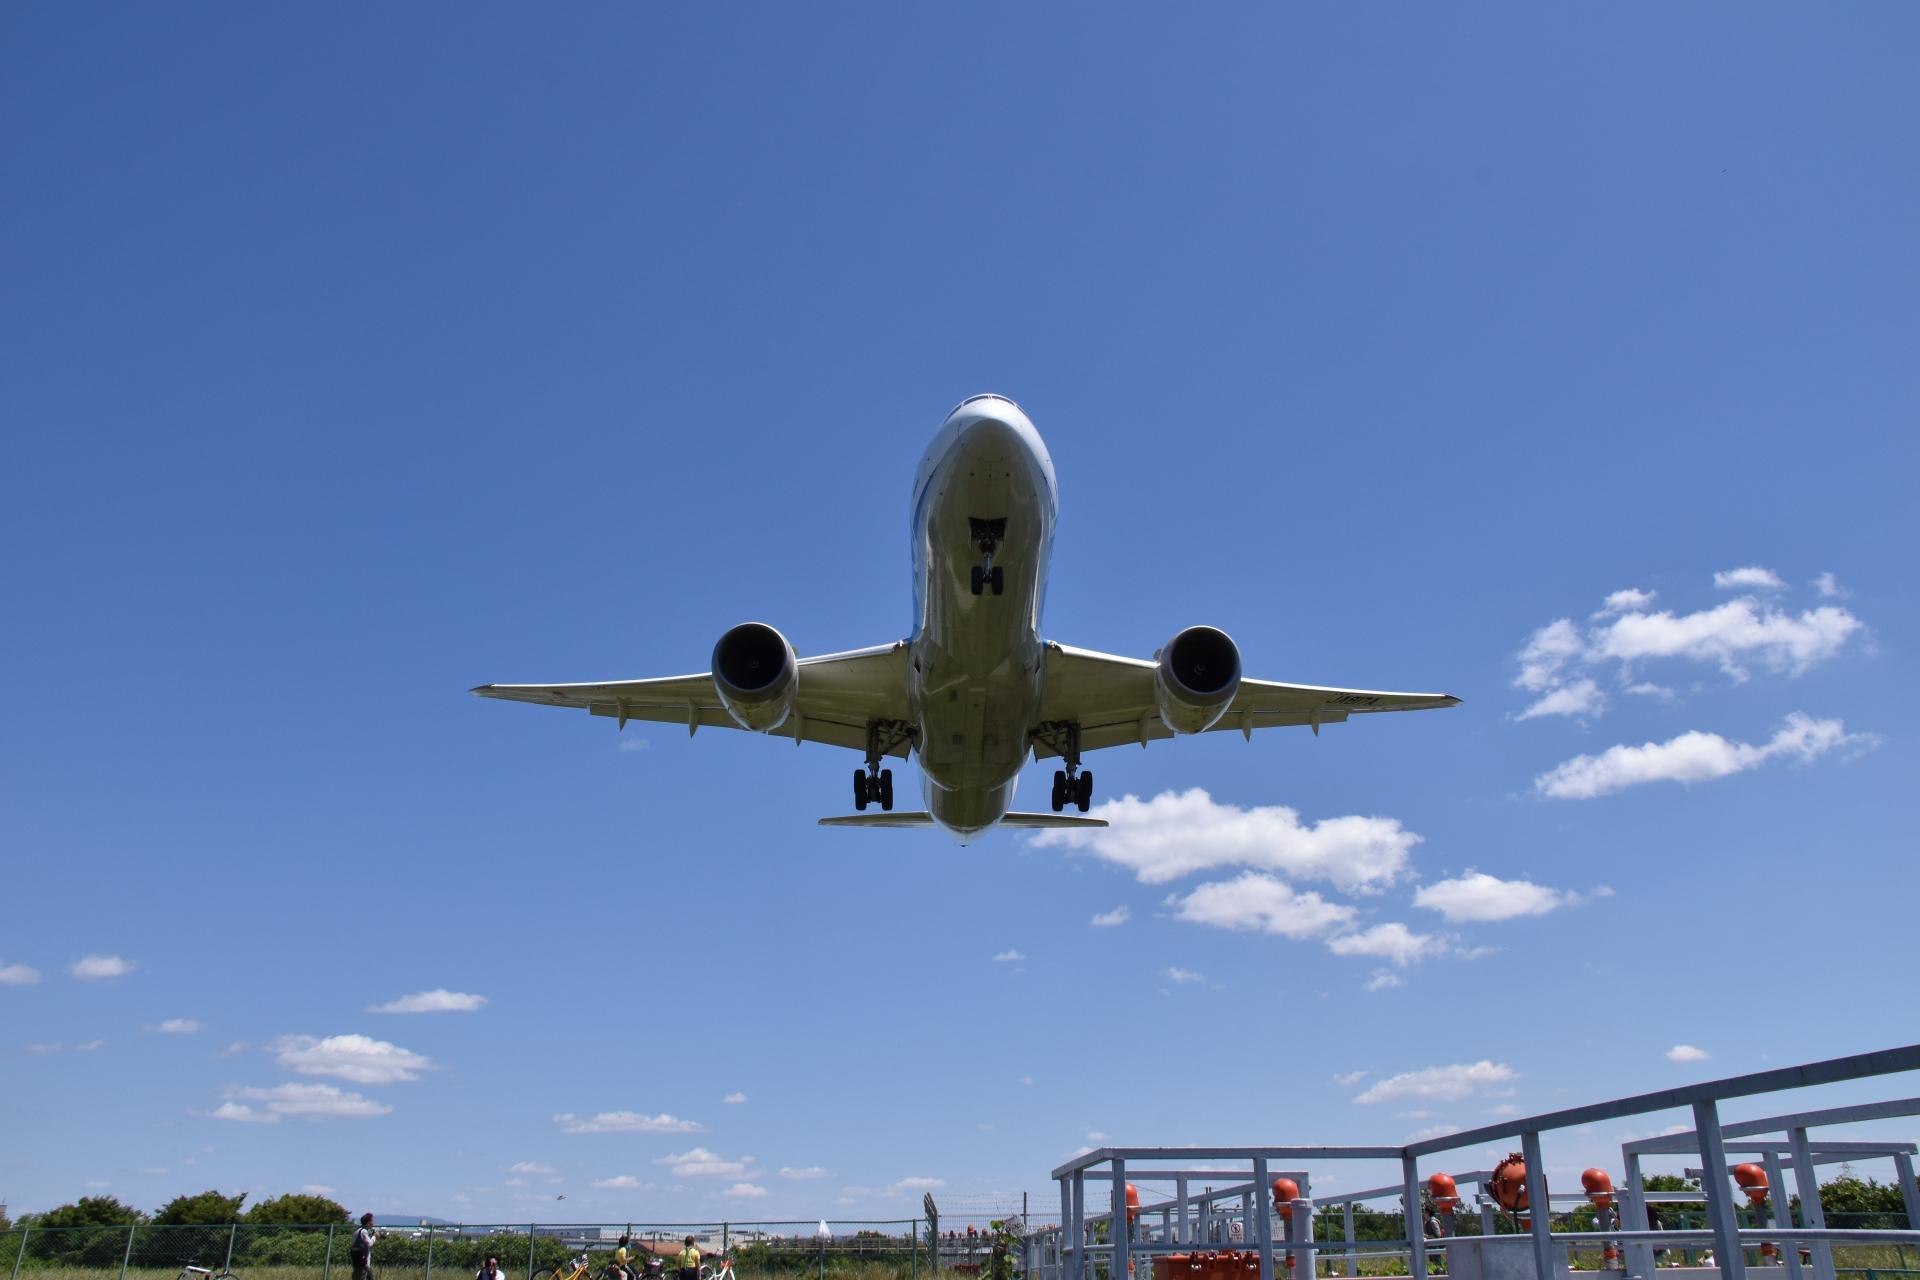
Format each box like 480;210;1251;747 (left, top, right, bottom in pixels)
676;1249;701;1271
613;1251;629;1268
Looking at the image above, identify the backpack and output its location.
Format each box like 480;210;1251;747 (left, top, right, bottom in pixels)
350;1233;372;1266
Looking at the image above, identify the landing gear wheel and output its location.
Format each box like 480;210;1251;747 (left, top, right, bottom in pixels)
1075;770;1094;812
989;565;1004;595
1051;770;1068;813
970;565;985;596
853;769;870;811
877;768;895;811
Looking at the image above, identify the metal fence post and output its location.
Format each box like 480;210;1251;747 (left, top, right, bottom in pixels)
1403;1154;1427;1280
427;1226;436;1280
1788;1129;1835;1280
1894;1153;1920;1232
1251;1157;1272;1280
9;1229;27;1280
324;1224;335;1280
1692;1100;1746;1280
224;1224;239;1273
529;1225;538;1280
1521;1131;1557;1280
121;1223;138;1280
1343;1203;1356;1278
1763;1149;1803;1280
911;1221;918;1280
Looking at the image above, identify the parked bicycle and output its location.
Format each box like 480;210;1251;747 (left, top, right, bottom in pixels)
536;1255;593;1280
177;1261;240;1280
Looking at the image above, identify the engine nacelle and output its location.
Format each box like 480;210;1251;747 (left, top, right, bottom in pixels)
711;622;798;733
1155;625;1242;735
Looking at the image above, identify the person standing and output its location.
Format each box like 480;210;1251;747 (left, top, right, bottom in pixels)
351;1214;380;1280
675;1236;701;1280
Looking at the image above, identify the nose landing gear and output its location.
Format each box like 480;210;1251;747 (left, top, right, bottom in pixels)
968;517;1007;596
1034;720;1093;813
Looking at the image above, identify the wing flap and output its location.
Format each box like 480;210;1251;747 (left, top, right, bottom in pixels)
817;812;1108;829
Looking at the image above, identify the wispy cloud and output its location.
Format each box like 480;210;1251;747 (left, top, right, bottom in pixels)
1170;872;1357;937
0;960;43;986
1364;970;1402;992
1713;566;1785;591
1089;906;1131;928
1413;872;1590;923
215;1082;392;1122
1355;1061;1515;1105
1667;1044;1710;1063
1332;1071;1368;1088
1813;572;1847;599
270;1034;435;1084
367;989;488;1014
893;1177;944;1191
1031;788;1420;892
593;1175;645;1189
71;954;135;981
780;1167;831;1181
27;1039;106;1054
1162;966;1206;984
723;1183;770;1199
510;1162;557;1176
555;1110;704;1135
992;950;1026;963
655;1147;754;1177
151;1019;205;1035
1534;713;1872;799
1325;923;1447;967
722;1092;748;1104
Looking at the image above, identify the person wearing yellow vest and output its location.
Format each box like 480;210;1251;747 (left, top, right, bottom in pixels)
674;1237;701;1280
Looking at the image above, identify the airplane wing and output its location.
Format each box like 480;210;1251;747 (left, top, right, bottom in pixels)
1034;642;1461;757
471;642;913;756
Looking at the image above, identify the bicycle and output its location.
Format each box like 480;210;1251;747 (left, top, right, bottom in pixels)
177;1262;240;1280
536;1256;593;1280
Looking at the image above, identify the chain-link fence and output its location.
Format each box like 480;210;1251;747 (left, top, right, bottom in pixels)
0;1222;972;1280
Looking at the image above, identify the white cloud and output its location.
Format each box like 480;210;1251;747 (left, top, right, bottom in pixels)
1327;922;1447;967
1090;906;1131;928
301;1185;337;1197
28;1040;106;1054
1169;872;1358;937
153;1019;205;1035
780;1167;832;1181
367;989;488;1014
510;1162;557;1175
1163;966;1206;984
71;954;135;981
1412;1123;1463;1141
1594;588;1657;618
270;1034;435;1084
992;950;1026;963
893;1177;945;1191
221;1082;392;1121
1714;566;1785;591
1030;788;1420;892
1667;1044;1711;1063
655;1147;754;1177
593;1175;644;1189
1624;682;1675;700
1514;678;1606;721
723;1183;770;1199
619;737;652;752
1534;712;1869;799
1813;572;1847;599
1332;1071;1368;1088
1515;618;1583;692
1087;1131;1111;1142
556;1111;704;1135
1354;1061;1516;1105
722;1092;748;1104
1414;872;1578;923
1364;970;1402;992
0;961;43;985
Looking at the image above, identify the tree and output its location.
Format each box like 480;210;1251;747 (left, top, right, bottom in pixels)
247;1193;350;1226
154;1191;249;1226
34;1196;147;1228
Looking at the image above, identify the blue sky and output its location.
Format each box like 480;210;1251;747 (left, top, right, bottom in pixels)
3;2;1917;1226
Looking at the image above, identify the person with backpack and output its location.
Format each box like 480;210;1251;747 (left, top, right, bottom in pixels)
350;1214;382;1280
674;1236;701;1280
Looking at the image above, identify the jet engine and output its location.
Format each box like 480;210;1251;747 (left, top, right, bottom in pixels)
1155;625;1242;734
711;622;798;732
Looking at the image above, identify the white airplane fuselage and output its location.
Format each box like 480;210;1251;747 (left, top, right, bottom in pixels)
908;395;1059;838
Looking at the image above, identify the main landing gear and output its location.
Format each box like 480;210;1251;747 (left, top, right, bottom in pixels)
1033;720;1094;813
853;719;916;812
969;516;1007;596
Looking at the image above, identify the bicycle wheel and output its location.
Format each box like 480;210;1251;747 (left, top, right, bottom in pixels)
212;1270;241;1280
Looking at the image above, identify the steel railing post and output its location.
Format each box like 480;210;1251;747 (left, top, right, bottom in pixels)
426;1227;435;1280
223;1224;238;1273
1522;1131;1558;1280
1692;1100;1747;1280
1252;1158;1274;1280
1622;1153;1654;1280
1789;1129;1835;1280
1764;1150;1804;1280
1176;1179;1190;1248
324;1224;335;1280
529;1225;538;1280
120;1223;137;1280
1071;1173;1084;1280
1343;1203;1356;1279
1403;1155;1427;1280
1894;1154;1920;1234
1060;1180;1072;1280
1295;1201;1315;1280
9;1228;28;1280
1113;1159;1131;1280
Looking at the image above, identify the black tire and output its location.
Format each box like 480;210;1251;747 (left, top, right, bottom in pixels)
970;565;985;595
990;565;1004;595
878;768;894;811
1076;770;1094;812
853;769;869;811
1051;770;1067;812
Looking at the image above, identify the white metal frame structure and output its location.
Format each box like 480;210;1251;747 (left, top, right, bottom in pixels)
1035;1044;1920;1280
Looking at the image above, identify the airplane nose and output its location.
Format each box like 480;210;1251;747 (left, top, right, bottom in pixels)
960;418;1018;463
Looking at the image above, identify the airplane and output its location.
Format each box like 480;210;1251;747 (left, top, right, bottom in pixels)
472;394;1460;843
